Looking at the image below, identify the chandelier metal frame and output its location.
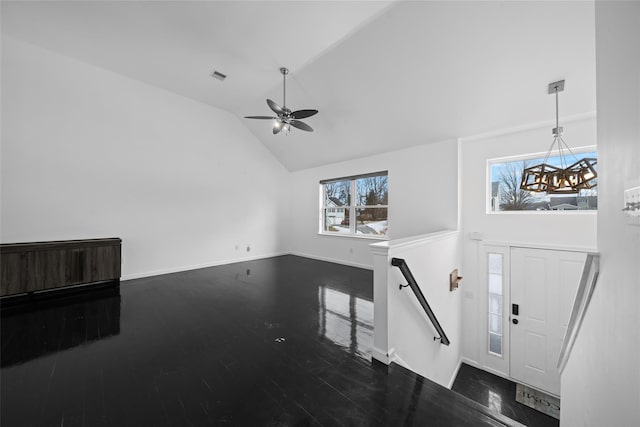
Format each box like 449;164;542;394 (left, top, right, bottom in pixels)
520;80;597;194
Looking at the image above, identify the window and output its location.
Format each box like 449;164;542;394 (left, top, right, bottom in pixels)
488;148;597;212
487;252;504;356
320;171;388;237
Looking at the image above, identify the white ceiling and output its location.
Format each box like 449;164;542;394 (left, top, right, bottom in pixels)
1;1;596;171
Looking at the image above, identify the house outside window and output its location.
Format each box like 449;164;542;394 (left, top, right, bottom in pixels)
488;148;597;213
320;171;388;238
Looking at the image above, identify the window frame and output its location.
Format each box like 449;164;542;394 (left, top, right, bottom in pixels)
486;145;598;214
319;171;389;239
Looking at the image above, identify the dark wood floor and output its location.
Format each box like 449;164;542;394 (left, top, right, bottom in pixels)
452;363;560;427
2;255;522;426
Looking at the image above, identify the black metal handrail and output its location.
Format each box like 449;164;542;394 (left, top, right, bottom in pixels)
391;257;450;346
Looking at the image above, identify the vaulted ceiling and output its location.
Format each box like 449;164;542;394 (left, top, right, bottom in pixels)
1;1;596;171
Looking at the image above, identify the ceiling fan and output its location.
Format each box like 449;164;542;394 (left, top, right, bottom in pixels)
245;67;318;134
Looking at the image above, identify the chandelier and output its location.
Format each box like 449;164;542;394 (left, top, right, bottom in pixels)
520;80;597;194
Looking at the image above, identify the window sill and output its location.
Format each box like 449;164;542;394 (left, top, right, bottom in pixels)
486;210;597;215
317;232;389;241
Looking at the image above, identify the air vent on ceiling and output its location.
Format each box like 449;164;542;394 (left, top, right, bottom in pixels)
210;70;227;81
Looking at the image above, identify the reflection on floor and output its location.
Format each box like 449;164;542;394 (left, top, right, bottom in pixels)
452;363;560;427
318;285;373;361
1;287;121;368
2;255;521;426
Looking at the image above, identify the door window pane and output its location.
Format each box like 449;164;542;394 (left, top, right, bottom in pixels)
489;253;502;274
489;313;502;335
489;274;503;295
489;293;503;315
489;333;502;355
488;253;503;356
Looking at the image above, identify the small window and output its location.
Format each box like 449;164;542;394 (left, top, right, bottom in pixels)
488;149;597;212
487;253;503;356
321;172;388;238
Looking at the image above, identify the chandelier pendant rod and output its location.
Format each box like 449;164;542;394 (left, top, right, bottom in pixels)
555;87;559;134
553;87;568;170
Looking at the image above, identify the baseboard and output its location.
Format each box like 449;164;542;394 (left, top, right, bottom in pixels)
480;366;511;381
371;346;393;365
391;351;412;371
288;251;373;270
460;357;480;369
122;250;372;282
447;357;464;389
121;252;289;281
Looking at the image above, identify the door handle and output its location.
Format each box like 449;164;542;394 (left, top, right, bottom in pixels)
512;303;519;316
512;318;519;325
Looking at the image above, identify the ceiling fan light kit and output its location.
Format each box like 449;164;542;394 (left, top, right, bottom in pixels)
520;80;597;194
244;67;318;135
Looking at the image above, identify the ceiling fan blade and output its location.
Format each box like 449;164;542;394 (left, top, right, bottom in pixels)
267;99;284;115
290;120;314;132
244;116;277;120
291;109;318;119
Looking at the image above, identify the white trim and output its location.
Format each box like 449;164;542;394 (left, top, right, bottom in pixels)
317;232;389;241
392;351;411;371
447;357;464;389
460;357;518;383
287;251;373;270
372;346;393;365
558;253;600;373
481;240;597;254
481;365;513;382
121;251;288;281
487;144;597;165
485;210;597;216
121;251;373;282
461;356;480;368
459;111;597;143
370;229;459;252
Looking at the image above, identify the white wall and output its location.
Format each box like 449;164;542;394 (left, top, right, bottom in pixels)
372;231;462;388
459;118;598;366
286;140;459;269
561;2;640;426
1;36;289;279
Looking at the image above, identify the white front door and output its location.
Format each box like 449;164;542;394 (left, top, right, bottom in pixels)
509;247;585;396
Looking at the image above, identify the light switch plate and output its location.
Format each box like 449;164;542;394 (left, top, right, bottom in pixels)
623;185;640;226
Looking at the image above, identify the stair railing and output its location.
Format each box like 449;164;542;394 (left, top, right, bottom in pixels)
557;252;600;372
391;257;450;346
